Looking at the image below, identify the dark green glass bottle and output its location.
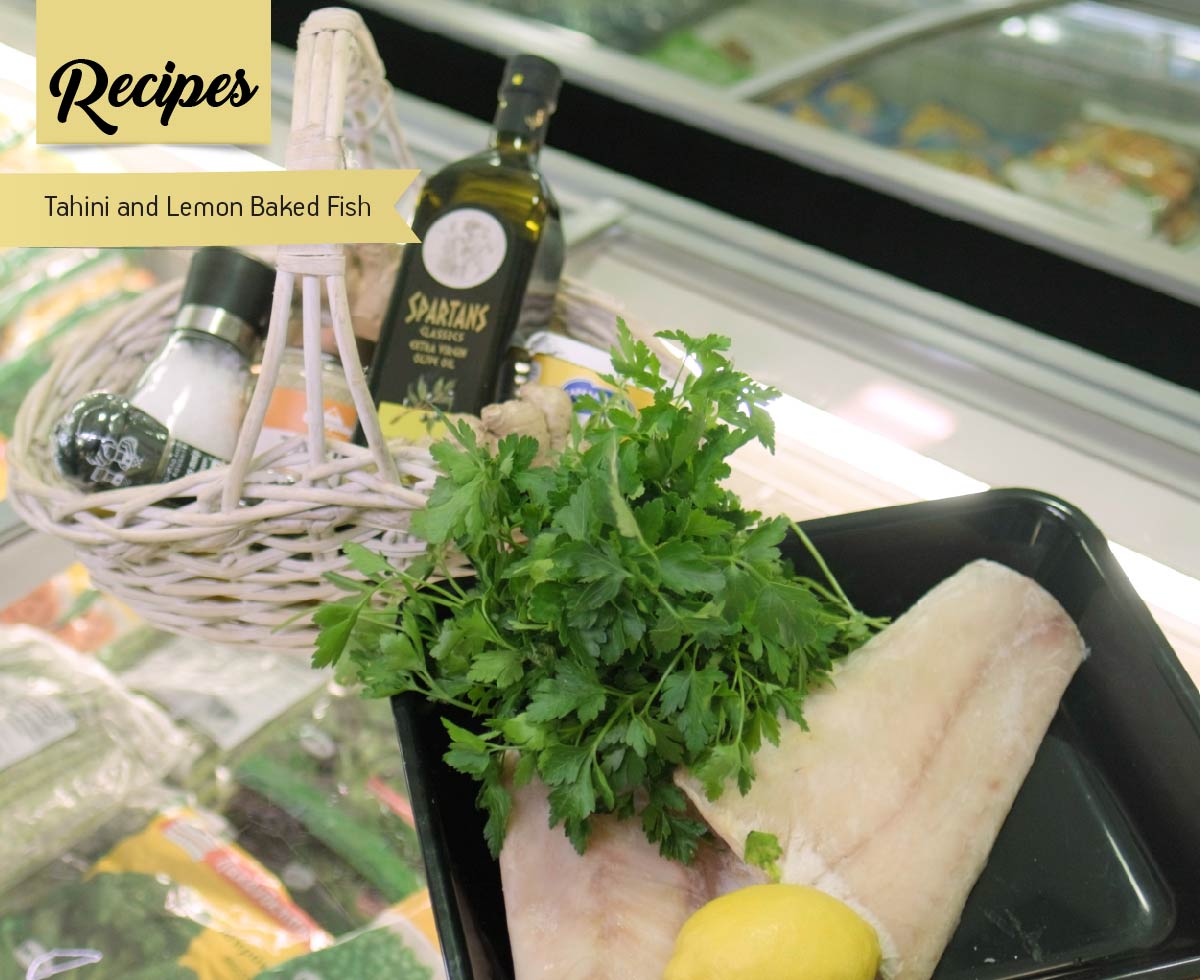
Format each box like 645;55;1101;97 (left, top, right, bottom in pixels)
365;54;564;440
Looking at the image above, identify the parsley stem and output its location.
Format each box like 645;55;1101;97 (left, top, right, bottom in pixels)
788;519;854;613
638;643;690;717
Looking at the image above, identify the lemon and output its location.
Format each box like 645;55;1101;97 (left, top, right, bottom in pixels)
665;884;881;980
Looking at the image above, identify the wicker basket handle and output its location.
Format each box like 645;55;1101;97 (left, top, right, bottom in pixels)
221;8;407;512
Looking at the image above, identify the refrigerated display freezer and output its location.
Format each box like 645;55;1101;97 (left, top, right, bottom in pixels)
309;0;1200;392
0;7;1195;661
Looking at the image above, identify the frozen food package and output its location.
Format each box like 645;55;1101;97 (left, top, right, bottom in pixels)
772;78;904;145
0;805;331;980
1005;123;1198;239
0;248;153;449
0;626;193;894
253;890;446;980
223;686;426;934
116;634;329;755
896;103;1006;182
0;563;143;654
644;4;834;85
0;248;151;362
96;631;329;802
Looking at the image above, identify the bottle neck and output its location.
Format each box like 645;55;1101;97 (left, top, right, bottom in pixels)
490;91;552;158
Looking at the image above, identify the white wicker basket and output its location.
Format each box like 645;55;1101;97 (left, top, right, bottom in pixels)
7;8;626;650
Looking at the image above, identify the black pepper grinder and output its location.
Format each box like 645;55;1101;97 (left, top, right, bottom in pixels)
53;247;275;491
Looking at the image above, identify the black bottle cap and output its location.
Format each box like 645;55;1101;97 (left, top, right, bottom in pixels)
52;393;170;490
180;247;275;337
500;54;562;105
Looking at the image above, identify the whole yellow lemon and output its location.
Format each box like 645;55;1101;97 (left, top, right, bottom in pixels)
665;884;881;980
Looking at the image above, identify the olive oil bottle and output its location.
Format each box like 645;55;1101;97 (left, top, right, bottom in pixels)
365;54;564;438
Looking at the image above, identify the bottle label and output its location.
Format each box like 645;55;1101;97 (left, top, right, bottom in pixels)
372;204;524;418
160;436;224;482
257;388;357;454
421;208;507;289
79;406;220;487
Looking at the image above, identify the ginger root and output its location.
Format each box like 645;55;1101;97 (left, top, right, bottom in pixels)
480;384;573;463
403;384;573;465
516;383;572;450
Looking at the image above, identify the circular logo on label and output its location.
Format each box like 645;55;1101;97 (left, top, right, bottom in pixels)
422;208;507;289
563;379;607;402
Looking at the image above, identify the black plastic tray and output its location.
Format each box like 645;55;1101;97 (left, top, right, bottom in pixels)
392;488;1200;980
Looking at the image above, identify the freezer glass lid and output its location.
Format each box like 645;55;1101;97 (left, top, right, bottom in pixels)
752;1;1200;256
459;0;959;79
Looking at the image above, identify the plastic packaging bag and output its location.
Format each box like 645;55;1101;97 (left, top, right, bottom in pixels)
0;565;142;655
0;805;331;980
0;626;193;894
253;890;445;980
224;687;425;934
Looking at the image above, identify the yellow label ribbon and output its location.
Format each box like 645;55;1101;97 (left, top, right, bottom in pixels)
0;169;420;246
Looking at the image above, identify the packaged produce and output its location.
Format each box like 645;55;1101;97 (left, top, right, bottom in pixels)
253;891;445;980
91;631;328;803
0;563;142;654
53;247;274;491
1005;123;1199;240
0;806;330;980
0;626;192;894
224;687;425;935
644;4;834;85
116;634;328;756
0;248;150;362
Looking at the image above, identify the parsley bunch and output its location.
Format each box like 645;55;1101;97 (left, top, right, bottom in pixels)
314;324;883;863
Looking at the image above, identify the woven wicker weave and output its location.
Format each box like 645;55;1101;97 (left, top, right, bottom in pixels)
7;9;627;650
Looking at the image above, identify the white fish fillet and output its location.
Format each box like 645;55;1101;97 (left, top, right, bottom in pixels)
676;559;1086;980
500;778;762;979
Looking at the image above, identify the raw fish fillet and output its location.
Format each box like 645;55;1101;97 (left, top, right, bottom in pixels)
500;778;762;979
677;559;1086;980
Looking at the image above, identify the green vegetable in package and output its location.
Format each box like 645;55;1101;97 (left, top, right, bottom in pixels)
0;873;202;980
0;805;329;980
0;626;191;895
253;928;434;980
227;687;425;934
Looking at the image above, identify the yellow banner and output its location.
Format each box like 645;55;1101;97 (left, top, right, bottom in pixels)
36;0;272;144
0;170;421;246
